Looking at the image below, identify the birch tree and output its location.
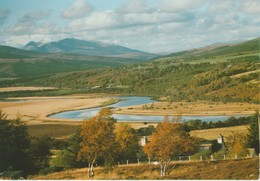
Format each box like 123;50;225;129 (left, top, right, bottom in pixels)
115;124;140;162
77;108;117;177
144;120;200;176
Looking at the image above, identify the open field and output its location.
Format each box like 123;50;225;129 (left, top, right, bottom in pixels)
190;125;248;140
32;158;259;180
27;123;248;140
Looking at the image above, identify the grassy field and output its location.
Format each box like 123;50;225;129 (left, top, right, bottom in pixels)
27;124;80;138
32;158;259;180
26;121;249;140
190;125;248;140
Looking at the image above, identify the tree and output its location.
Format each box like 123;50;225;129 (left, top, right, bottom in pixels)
115;124;140;162
144;120;200;176
226;132;248;157
247;111;259;154
0;111;33;176
77;108;118;177
30;136;52;172
50;130;84;169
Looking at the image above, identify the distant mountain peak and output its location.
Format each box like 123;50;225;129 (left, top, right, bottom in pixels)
23;38;157;60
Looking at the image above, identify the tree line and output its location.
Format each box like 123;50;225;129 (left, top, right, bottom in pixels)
184;115;256;131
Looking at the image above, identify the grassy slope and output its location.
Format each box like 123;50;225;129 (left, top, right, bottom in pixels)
0;38;259;103
155;37;259;63
32;158;259;180
0;45;142;81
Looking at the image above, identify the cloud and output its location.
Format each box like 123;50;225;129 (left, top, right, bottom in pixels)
117;0;148;14
62;0;93;19
157;0;204;13
242;0;260;14
5;11;56;36
67;11;118;31
0;8;11;25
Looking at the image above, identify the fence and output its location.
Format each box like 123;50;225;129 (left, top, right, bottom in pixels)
116;154;258;167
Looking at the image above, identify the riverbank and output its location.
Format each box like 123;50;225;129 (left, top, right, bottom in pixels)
0;94;258;126
0;94;110;125
112;101;259;116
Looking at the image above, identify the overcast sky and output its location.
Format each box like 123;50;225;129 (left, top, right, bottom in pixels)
0;0;259;53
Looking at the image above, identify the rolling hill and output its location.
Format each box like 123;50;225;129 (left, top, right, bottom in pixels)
10;37;258;103
0;45;148;81
154;37;259;63
24;38;158;60
0;37;259;103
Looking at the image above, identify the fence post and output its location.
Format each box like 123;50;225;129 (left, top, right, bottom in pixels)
235;154;237;160
200;156;203;161
211;155;214;161
118;162;120;167
148;157;150;164
137;159;140;164
127;160;128;165
188;156;191;162
223;154;226;160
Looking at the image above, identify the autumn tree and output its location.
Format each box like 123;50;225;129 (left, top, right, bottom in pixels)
144;120;200;176
115;124;140;163
226;132;248;157
77;108;118;177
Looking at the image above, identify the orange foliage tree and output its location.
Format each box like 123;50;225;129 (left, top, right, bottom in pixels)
144;120;200;176
77;108;118;177
115;124;140;162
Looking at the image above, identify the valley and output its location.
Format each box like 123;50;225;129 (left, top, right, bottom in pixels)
0;37;259;180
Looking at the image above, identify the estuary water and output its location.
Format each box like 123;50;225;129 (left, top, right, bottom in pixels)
49;96;244;122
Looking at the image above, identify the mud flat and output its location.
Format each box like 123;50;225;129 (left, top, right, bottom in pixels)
113;101;259;116
0;94;110;125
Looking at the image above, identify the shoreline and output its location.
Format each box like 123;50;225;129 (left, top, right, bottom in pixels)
0;94;259;126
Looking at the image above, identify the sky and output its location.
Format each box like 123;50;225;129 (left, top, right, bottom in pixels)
0;0;259;53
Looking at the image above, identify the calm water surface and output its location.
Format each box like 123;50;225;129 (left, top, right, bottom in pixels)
49;96;245;122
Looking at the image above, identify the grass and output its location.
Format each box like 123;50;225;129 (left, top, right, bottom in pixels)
27;124;80;138
26;123;248;140
190;125;248;140
32;158;259;180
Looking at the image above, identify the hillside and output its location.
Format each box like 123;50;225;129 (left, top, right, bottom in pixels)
1;38;259;103
32;158;259;180
155;37;259;63
19;55;259;103
0;45;147;82
24;38;158;60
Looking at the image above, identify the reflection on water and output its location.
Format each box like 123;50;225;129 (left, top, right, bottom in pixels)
49;96;245;122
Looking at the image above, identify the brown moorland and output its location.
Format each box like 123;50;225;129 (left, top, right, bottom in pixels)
32;158;259;180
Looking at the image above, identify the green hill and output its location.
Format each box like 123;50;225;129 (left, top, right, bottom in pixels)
1;38;259;103
0;45;146;81
155;37;259;63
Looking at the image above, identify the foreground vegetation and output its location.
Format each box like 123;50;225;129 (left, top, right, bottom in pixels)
32;158;259;180
1;109;258;179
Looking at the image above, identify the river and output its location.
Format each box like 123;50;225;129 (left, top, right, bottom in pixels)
49;96;245;122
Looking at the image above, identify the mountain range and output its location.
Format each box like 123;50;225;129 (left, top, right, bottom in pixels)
23;38;158;60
